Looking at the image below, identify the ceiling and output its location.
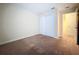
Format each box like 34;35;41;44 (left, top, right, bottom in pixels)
11;3;79;15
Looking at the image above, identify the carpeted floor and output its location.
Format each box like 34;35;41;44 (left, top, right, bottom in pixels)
0;34;79;55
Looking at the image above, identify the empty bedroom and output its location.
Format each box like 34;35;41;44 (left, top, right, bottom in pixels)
0;3;79;55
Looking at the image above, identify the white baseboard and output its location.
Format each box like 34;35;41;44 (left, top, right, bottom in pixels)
0;34;60;45
54;36;59;39
0;33;39;45
0;38;21;45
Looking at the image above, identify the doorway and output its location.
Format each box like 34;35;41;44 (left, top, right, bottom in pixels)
62;11;77;44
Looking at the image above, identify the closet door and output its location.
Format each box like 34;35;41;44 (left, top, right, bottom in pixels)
40;14;58;38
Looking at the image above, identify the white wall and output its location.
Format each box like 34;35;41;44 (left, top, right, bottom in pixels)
40;10;58;38
0;4;40;44
57;9;76;38
63;12;77;37
0;4;59;45
58;11;63;37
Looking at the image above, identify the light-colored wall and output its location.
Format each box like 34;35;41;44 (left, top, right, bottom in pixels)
63;12;77;37
40;10;58;38
0;4;40;44
58;11;63;37
57;10;76;38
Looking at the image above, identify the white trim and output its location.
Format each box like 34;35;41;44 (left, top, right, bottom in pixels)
0;33;39;45
0;38;22;45
0;34;59;45
54;36;60;39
